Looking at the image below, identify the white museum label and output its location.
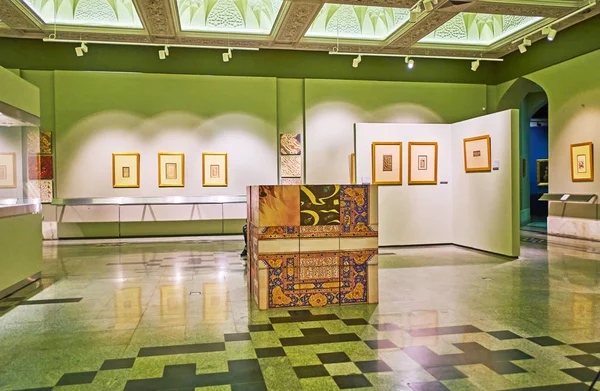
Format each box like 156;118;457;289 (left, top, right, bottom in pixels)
361;176;372;184
560;194;570;201
492;160;500;171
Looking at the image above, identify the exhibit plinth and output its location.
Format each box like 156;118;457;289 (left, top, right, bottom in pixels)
247;185;379;309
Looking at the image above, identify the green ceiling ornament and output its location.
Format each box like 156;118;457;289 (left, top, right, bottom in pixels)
420;12;541;46
177;0;283;34
23;0;142;28
305;4;410;40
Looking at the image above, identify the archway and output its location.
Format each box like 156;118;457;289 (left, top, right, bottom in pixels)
496;77;549;229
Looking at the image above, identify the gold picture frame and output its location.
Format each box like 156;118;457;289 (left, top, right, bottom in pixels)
350;153;356;184
371;142;402;185
112;153;140;188
570;142;594;182
536;159;549;186
463;135;491;172
158;152;185;187
0;152;17;188
408;142;438;185
202;152;228;187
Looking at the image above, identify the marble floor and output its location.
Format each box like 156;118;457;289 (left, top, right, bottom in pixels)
0;231;599;391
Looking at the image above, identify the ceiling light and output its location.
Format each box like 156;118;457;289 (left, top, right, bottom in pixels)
547;28;557;41
352;54;362;68
222;48;233;62
159;45;170;60
471;59;480;72
518;38;531;54
424;0;434;11
432;0;438;4
75;42;88;57
409;4;422;22
405;57;414;69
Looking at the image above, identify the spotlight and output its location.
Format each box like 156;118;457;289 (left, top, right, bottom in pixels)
432;0;438;4
405;57;414;69
75;42;88;57
424;0;433;11
159;45;170;59
222;48;232;63
352;54;362;68
518;38;531;54
547;28;557;41
409;8;421;22
471;59;480;72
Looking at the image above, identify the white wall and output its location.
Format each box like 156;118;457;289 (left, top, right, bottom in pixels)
355;123;453;246
354;110;519;257
451;110;520;257
56;113;277;198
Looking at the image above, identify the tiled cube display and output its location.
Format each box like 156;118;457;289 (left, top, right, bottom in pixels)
247;185;378;309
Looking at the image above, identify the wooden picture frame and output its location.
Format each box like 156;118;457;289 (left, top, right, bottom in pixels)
0;152;17;188
570;142;594;182
463;135;491;172
371;142;402;185
202;152;228;187
408;142;438;185
158;152;185;187
112;153;140;188
536;159;549;186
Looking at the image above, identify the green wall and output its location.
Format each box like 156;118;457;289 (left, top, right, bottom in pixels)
0;213;42;296
0;66;40;116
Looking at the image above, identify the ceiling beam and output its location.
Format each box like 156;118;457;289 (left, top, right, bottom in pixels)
467;0;578;17
0;0;40;31
133;0;176;39
274;0;322;46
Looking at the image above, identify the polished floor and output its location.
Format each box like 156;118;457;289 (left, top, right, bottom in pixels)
0;230;599;391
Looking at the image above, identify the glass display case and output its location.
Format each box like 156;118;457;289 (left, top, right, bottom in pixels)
0;100;44;215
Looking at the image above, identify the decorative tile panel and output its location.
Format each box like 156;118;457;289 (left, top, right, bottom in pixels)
340;185;377;237
40;131;52;154
280;134;302;155
258;185;300;227
281;155;302;178
300;185;340;226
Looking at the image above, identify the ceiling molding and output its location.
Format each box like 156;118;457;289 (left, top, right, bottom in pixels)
134;0;176;39
387;10;457;48
0;0;40;30
274;1;322;44
325;0;415;7
0;0;597;60
467;1;577;17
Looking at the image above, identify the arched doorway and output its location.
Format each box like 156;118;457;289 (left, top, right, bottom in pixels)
495;77;549;230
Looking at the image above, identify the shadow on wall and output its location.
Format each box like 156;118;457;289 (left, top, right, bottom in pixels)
58;110;277;198
305;101;443;183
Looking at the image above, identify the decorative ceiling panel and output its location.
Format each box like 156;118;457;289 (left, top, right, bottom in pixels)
304;3;410;40
176;0;284;35
419;12;542;46
22;0;143;28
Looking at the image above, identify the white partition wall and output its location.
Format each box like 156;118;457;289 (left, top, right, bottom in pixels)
451;110;520;257
355;124;453;246
354;109;519;257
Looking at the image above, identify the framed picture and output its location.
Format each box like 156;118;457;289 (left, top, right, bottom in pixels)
203;152;228;187
113;153;140;188
0;152;16;188
350;153;356;184
570;142;594;182
371;142;402;185
463;135;491;172
536;159;549;186
408;142;438;185
158;152;184;187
